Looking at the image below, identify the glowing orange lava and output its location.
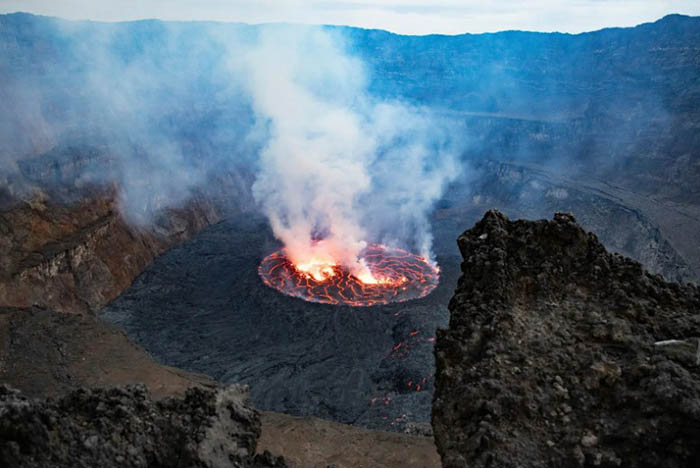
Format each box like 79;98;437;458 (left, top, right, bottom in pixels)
258;244;439;306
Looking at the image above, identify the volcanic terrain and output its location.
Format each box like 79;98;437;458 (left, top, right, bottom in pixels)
1;11;699;468
102;213;457;432
100;156;696;431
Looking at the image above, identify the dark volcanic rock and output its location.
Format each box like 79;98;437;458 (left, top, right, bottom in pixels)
101;214;458;433
432;210;700;468
0;384;287;468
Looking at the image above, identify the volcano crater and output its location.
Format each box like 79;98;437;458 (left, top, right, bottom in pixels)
259;245;440;307
101;213;459;431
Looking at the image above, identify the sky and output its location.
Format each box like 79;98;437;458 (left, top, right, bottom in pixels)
1;0;699;35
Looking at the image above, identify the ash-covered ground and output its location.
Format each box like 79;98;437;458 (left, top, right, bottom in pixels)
101;161;695;431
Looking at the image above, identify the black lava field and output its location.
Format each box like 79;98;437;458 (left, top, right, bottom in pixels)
101;213;463;431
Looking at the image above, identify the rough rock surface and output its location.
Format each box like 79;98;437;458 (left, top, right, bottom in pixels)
0;188;226;314
433;210;700;468
0;384;287;468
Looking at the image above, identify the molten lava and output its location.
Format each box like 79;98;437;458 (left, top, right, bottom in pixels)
258;244;439;306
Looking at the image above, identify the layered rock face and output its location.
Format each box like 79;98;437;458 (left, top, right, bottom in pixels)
433;211;700;468
0;384;287;468
0;188;229;314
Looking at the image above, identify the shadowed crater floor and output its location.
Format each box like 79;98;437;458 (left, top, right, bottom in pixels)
101;213;460;431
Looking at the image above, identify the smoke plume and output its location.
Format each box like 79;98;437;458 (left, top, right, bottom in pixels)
0;15;463;268
245;26;462;274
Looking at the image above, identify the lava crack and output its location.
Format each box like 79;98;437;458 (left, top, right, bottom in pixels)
258;244;439;306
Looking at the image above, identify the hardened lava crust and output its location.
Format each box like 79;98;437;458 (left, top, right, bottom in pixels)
258;244;440;306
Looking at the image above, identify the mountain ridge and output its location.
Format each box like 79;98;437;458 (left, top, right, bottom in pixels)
1;11;698;37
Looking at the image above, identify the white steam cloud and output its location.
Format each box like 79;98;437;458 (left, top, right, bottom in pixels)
1;16;464;268
244;27;462;274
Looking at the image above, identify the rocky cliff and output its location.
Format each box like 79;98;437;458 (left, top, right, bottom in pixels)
0;384;287;468
435;159;698;284
0;186;230;398
0;185;241;314
433;210;700;467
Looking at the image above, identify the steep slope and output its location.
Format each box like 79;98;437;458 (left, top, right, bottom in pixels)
433;211;700;467
436;160;697;283
0;141;256;314
0;192;221;313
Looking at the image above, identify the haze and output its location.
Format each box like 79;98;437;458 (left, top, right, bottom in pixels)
2;0;700;34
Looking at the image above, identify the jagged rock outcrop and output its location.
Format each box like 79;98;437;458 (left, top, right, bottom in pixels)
0;384;287;468
433;210;700;468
